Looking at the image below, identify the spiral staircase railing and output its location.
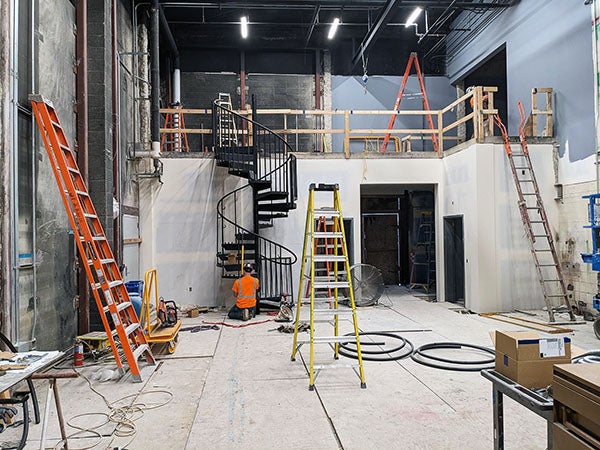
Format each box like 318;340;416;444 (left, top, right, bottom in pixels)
214;98;298;308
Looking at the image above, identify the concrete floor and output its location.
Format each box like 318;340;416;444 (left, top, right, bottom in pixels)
3;286;600;449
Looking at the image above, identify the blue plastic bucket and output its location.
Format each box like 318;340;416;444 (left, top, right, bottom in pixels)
125;280;144;297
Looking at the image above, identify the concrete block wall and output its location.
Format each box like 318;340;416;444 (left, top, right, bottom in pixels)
180;72;239;151
558;180;598;311
31;0;78;350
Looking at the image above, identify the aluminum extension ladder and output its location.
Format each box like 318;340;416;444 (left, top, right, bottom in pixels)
216;93;238;146
31;95;155;381
291;183;366;390
494;107;575;323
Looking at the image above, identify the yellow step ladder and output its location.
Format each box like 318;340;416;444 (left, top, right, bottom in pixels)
291;183;366;390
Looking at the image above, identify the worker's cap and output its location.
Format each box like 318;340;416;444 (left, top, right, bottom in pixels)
243;263;254;272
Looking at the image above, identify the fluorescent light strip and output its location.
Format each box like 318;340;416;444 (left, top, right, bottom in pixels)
405;7;422;27
328;17;340;40
241;16;248;38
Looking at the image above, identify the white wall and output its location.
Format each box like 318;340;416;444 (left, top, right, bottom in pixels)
442;142;557;312
142;142;559;314
139;157;229;307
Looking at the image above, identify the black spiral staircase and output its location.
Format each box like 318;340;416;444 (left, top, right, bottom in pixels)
213;97;298;310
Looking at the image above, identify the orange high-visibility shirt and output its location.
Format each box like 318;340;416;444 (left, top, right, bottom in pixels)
232;274;259;309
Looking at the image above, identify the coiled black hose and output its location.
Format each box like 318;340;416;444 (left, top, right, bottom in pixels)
572;350;600;364
338;332;414;362
411;342;495;371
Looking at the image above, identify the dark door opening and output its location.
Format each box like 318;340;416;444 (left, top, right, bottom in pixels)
362;214;399;284
463;46;507;138
444;216;465;305
360;185;434;288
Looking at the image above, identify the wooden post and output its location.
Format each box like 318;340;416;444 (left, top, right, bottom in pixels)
476;86;484;142
486;89;495;136
344;110;350;158
438;110;444;153
532;88;538;136
545;89;553;136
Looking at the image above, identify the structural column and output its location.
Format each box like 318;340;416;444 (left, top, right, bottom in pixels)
87;0;115;330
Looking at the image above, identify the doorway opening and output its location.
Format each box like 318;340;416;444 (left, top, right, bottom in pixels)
444;216;465;305
360;184;435;294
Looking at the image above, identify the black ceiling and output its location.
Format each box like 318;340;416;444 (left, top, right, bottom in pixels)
157;0;517;75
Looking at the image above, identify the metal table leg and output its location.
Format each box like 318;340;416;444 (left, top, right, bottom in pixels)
492;386;504;450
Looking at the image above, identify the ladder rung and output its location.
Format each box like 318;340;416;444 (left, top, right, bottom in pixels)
312;275;347;282
50;120;61;128
66;166;79;174
83;213;97;219
539;263;558;267
88;258;115;266
312;255;347;262
132;344;150;360
546;294;567;298
313;309;354;315
65;189;89;197
104;301;132;314
94;280;123;290
514;166;529;169
517;180;534;183
313;232;343;238
301;297;350;304
124;323;140;336
298;336;358;344
542;279;561;282
80;236;107;242
532;235;550;238
313;282;350;289
313;208;340;217
313;363;359;370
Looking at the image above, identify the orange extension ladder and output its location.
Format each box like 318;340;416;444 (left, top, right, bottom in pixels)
381;52;439;152
161;103;190;152
31;95;155;381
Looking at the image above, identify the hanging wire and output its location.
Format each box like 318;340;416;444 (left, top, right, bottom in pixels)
361;48;369;95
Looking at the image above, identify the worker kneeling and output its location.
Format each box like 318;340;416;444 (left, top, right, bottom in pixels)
229;263;260;321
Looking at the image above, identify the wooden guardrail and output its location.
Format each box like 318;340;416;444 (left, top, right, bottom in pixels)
160;86;500;157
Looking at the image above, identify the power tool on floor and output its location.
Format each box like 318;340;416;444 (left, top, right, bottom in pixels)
157;297;178;328
274;292;294;322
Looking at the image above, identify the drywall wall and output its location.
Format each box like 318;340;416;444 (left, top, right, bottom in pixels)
146;139;558;314
331;75;457;152
446;0;595;185
139;156;232;307
441;141;558;312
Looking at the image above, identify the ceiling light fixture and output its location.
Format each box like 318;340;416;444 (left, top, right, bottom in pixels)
241;16;249;39
405;7;423;27
328;17;340;40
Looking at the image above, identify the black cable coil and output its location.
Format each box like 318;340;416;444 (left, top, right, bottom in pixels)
338;331;414;362
411;342;495;371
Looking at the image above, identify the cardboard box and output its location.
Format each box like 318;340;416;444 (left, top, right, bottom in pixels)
187;307;199;318
494;330;571;388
